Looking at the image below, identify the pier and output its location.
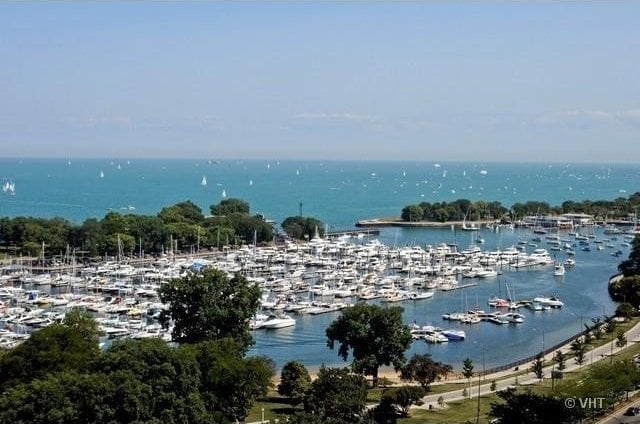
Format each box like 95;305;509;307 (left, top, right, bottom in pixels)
324;228;380;238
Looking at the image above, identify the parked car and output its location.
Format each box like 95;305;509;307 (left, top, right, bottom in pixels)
624;407;640;416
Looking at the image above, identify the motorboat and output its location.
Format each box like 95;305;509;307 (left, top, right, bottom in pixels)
497;312;525;323
441;329;466;341
553;264;565;276
260;314;296;329
533;296;564;308
487;296;509;308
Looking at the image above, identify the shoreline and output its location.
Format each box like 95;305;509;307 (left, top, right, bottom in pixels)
355;218;499;228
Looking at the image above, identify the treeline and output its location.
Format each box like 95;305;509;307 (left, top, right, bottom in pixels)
0;312;274;424
401;192;640;222
610;235;640;317
0;198;275;258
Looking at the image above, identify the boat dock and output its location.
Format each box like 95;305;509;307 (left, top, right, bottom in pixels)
325;229;380;238
440;282;478;291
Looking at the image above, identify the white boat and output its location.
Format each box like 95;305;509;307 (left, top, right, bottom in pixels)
563;258;575;267
221;189;227;198
533;296;564;308
409;291;434;300
553;264;565;276
497;312;525;323
201;175;207;186
441;329;466;340
476;268;497;278
260;314;296;329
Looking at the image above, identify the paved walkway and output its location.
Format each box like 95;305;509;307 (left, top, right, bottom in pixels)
417;320;640;409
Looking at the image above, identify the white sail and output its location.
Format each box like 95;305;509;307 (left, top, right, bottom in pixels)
221;189;226;198
100;171;104;178
201;175;207;186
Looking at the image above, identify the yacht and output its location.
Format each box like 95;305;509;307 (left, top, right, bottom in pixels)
533;296;564;308
441;329;466;341
553;264;565;276
260;314;296;329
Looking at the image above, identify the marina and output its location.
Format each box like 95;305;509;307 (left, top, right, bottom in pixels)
0;159;637;368
0;220;629;369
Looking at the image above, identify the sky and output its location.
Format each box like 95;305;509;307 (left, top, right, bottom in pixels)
1;2;639;162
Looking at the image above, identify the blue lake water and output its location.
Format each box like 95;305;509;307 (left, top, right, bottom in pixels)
0;158;638;369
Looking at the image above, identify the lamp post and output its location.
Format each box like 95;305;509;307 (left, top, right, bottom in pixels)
261;407;265;423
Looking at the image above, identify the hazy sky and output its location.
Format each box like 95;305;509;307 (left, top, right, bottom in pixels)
1;2;639;162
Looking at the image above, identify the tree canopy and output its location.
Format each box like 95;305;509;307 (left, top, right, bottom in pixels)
619;235;640;277
400;353;452;391
278;361;312;405
158;268;261;350
326;303;412;387
302;366;368;423
282;216;324;240
0;319;274;424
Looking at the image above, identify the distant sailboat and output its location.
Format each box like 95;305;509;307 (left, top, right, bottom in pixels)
296;169;300;175
201;175;207;186
480;170;488;175
100;171;104;179
249;180;253;186
221;189;227;198
117;164;121;170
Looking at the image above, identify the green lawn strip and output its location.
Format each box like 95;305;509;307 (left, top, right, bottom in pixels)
399;394;498;424
246;396;300;422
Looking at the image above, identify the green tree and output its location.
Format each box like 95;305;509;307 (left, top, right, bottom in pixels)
303;367;367;423
619;235;640;277
616;302;638;318
190;339;274;422
570;338;587;366
282;216;324;240
0;321;99;390
401;205;423;222
210;198;250;216
616;329;628;348
278;361;312;405
399;353;452;391
158;268;261;350
462;358;474;398
158;200;204;224
553;350;566;371
98;338;207;423
325;304;412;387
490;380;497;391
490;388;579;424
379;386;425;418
531;353;544;380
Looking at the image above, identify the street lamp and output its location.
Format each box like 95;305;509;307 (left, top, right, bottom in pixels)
261;407;265;423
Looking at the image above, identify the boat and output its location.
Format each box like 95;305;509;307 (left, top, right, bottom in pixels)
409;291;434;300
221;189;227;198
553;264;565;276
487;296;509;308
201;176;207;186
533;296;564;308
563;258;575;268
260;313;296;329
497;312;525;323
441;329;466;341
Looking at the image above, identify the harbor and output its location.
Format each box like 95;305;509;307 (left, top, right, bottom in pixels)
0;221;631;369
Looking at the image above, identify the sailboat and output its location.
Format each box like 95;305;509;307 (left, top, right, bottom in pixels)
221;189;227;198
201;176;207;186
100;171;104;179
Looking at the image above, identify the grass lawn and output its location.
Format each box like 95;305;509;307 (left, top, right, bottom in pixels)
246;396;300;422
399;394;498;424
